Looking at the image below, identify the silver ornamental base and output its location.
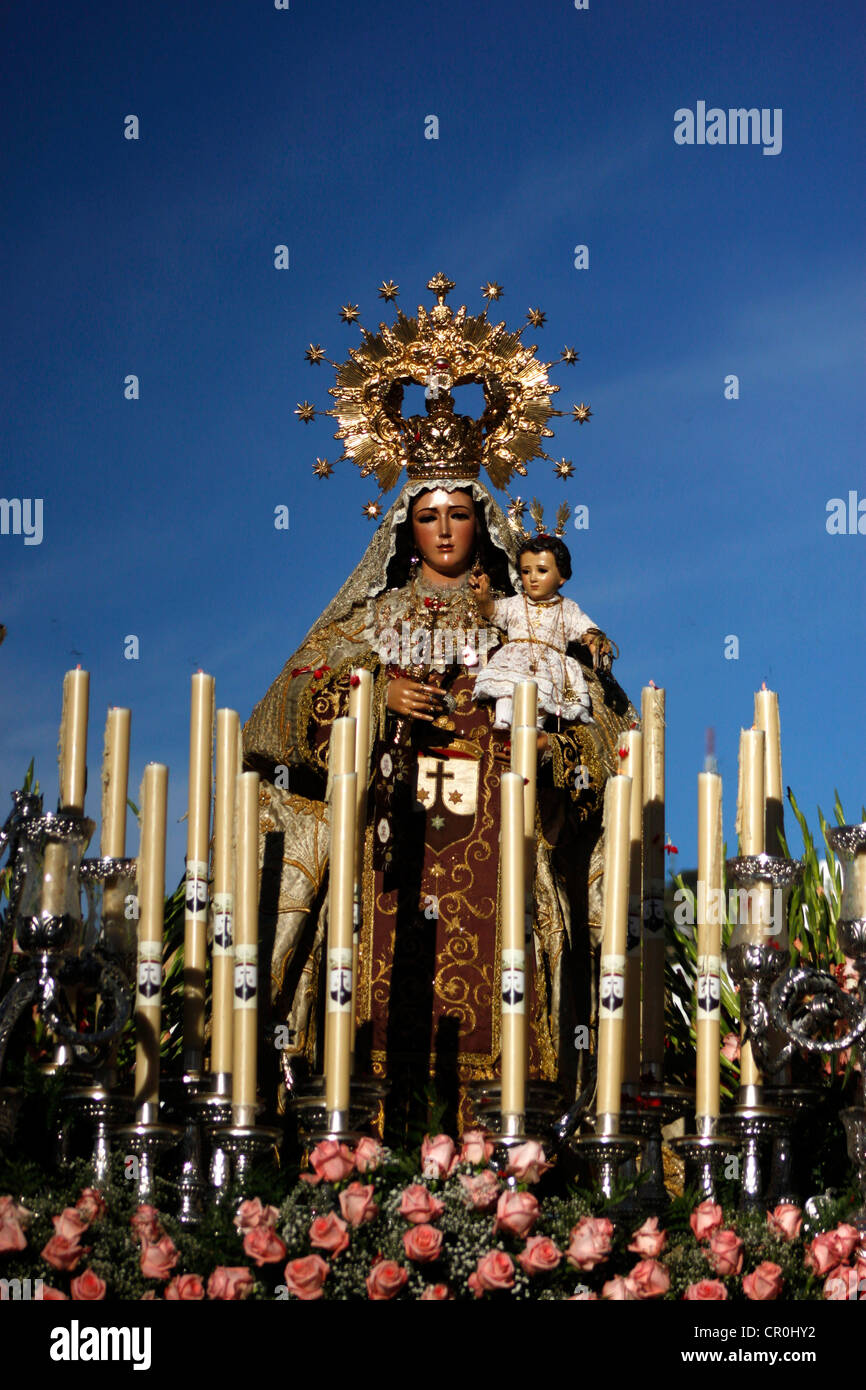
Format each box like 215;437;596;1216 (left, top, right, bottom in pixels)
292;1076;388;1144
667;1132;740;1201
842;1106;866;1239
466;1081;565;1144
63;1084;134;1185
721;1103;787;1210
569;1131;643;1204
619;1086;692;1214
114;1120;182;1204
212;1124;282;1191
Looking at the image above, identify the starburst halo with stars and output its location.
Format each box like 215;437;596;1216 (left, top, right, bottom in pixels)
294;273;591;518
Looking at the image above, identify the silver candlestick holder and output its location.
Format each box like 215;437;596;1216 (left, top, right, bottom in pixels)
619;1085;692;1214
292;1075;388;1146
569;1120;643;1205
115;1109;182;1205
468;1080;565;1154
668;1117;740;1202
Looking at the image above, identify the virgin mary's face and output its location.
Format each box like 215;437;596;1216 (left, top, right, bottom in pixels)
411;488;476;579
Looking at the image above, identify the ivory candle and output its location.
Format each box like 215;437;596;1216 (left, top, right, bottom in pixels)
617;731;643;1097
510;724;538;940
754;688;784;855
500;771;527;1126
212;709;240;1080
348;672;373;1055
641;685;666;1083
736;727;765;1089
331;716;356;778
100;707;132;956
134;764;168;1122
597;774;632;1132
183;671;215;1076
512;680;538;731
58;668;90;812
324;771;357;1116
233;771;261;1126
695;770;724;1126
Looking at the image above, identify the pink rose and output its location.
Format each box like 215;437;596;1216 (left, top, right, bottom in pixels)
421;1133;456;1180
420;1283;452;1300
0;1196;31;1229
309;1139;355;1183
243;1226;287;1267
309;1212;349;1256
403;1223;444;1264
690;1199;724;1242
75;1189;107;1223
566;1216;614;1271
460;1129;494;1167
468;1250;515;1298
458;1171;500;1212
164;1273;205;1300
353;1137;385;1173
601;1275;639;1300
721;1032;741;1062
742;1260;783;1301
805;1232;843;1277
339;1182;379;1228
130;1204;162;1245
52;1207;90;1242
399;1184;445;1225
629;1258;670;1299
139;1236;179;1281
366;1260;409;1300
628;1217;667;1258
42;1235;86;1272
233;1197;280;1232
494;1190;539;1239
207;1266;255;1301
706;1229;744;1278
683;1279;728;1301
823;1266;859;1300
0;1203;28;1254
518;1235;561;1276
284;1254;329;1301
832;1223;861;1263
505;1140;552;1185
39;1286;68;1300
766;1204;802;1242
70;1268;106;1301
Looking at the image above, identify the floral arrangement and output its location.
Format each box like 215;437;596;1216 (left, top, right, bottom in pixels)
1;1133;863;1301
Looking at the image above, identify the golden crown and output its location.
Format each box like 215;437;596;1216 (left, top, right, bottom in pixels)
295;272;591;519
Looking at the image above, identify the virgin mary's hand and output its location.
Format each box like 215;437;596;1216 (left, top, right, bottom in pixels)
386;677;445;722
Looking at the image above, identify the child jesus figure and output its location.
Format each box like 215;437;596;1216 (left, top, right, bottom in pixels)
469;534;612;730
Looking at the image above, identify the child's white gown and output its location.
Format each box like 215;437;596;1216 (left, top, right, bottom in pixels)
473;594;597;722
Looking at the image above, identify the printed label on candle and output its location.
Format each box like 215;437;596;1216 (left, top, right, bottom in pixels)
234;945;258;1008
136;942;162;1005
696;953;721;1019
627;911;641;955
327;947;353;1013
212;891;233;954
642;897;665;935
501;948;525;1014
185;859;209;919
599;954;625;1017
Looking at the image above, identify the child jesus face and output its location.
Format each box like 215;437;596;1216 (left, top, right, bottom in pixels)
519;549;564;602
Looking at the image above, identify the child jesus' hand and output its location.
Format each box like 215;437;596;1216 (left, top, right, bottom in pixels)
468;570;494;617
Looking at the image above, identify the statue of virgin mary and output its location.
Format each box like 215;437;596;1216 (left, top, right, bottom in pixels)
242;274;637;1136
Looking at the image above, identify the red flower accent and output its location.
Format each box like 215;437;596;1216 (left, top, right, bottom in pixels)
291;666;312;678
618;747;629;759
312;666;331;680
349;675;361;688
664;842;678;855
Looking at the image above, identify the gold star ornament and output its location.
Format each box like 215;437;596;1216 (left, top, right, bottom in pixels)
294;401;317;423
304;344;326;364
362;500;382;520
313;457;333;479
554;458;574;480
571;402;593;424
526;308;546;328
561;347;580;364
378;280;399;302
339;303;360;324
481;281;504;302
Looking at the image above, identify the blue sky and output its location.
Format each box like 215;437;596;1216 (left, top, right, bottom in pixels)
2;0;864;879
